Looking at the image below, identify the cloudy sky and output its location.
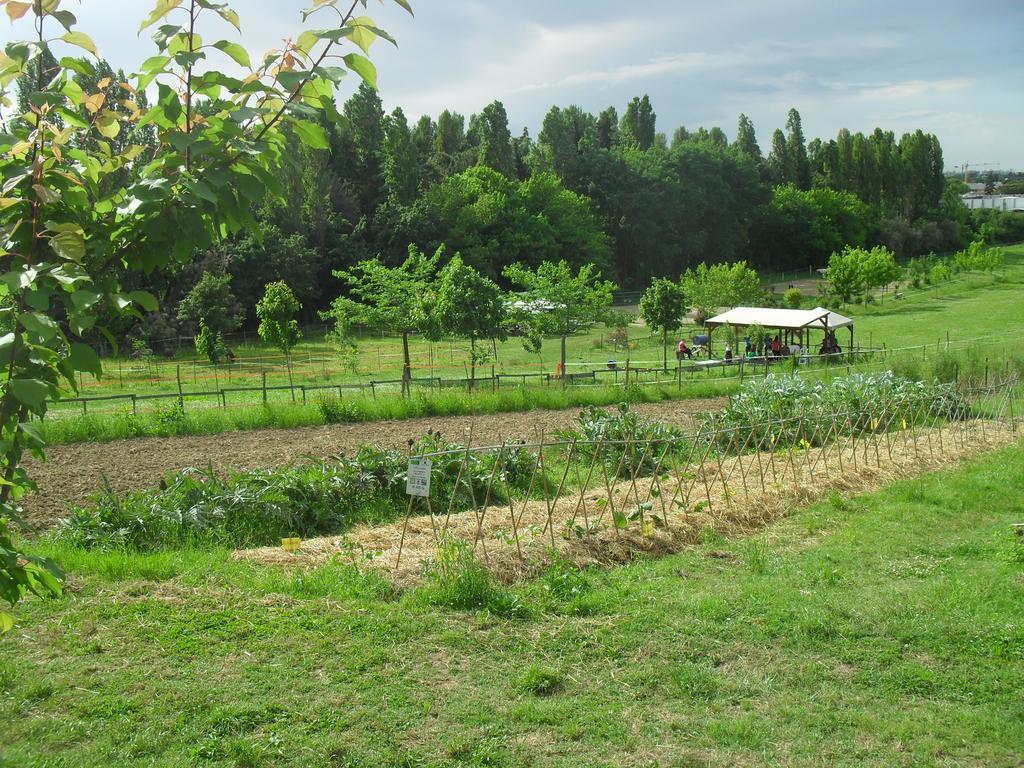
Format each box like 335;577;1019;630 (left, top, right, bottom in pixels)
6;0;1023;170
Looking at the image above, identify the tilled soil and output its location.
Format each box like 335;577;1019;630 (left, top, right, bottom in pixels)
22;398;725;529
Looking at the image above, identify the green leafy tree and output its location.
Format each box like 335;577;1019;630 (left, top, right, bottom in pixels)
785;108;810;190
476;100;515;179
732;113;762;162
328;245;441;396
257;281;302;397
681;262;762;322
503;261;617;381
0;0;409;626
620;95;656;150
431;254;506;388
826;247;867;304
861;246;901;302
177;273;242;337
783;287;802;309
194;319;226;365
639;278;687;371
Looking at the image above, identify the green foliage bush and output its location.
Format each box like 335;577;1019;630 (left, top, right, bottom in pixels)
701;372;968;449
556;403;689;478
56;432;539;552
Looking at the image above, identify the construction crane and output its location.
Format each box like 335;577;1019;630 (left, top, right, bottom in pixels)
960;162;1001;184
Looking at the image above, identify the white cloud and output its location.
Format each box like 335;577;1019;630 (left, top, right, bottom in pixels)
853;77;976;100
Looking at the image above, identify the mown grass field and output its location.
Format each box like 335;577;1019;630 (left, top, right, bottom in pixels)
3;440;1022;767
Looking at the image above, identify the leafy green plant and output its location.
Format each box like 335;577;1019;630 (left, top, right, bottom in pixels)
513;665;563;696
256;281;302;397
0;0;410;624
557;403;688;478
701;372;968;450
422;536;527;618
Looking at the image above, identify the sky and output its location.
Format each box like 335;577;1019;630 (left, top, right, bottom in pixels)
6;0;1024;171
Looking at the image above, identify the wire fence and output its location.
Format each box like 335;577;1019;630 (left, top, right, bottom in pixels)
41;336;1024;421
240;378;1023;582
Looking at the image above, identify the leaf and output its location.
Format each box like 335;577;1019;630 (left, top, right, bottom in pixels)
61;31;98;56
612;509;628;530
215;7;240;32
139;0;184;32
291;119;328;150
128;290;158;312
51;9;77;31
342;52;376;88
391;0;414;15
19;312;61;341
9;379;50;411
50;229;86;262
95;110;120;139
296;30;318;56
212;39;250;69
5;2;31;22
0;611;12;633
69;342;102;377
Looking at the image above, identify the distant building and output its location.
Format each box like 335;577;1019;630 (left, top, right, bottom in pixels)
960;194;1024;211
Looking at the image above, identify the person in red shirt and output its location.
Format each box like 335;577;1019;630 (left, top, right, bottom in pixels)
770;335;782;356
677;339;693;360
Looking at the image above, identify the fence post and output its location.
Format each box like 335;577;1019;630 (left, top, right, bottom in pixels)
301;385;307;404
131;394;137;415
262;371;267;404
176;365;183;408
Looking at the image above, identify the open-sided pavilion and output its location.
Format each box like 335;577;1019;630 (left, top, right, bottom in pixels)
704;306;854;354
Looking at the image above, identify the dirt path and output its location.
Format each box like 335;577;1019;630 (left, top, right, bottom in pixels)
22;398;725;529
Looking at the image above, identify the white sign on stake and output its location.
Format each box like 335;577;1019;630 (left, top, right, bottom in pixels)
406;457;432;497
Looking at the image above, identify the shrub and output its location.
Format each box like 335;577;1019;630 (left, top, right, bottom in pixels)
556;403;688;478
700;372;968;450
783;287;802;309
56;431;539;551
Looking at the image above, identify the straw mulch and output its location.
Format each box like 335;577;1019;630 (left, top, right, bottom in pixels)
234;420;1021;585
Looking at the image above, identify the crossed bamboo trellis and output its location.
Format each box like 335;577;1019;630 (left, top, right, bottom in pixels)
393;381;1022;572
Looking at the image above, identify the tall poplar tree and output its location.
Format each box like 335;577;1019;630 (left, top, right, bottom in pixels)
477;100;516;178
785;108;810;190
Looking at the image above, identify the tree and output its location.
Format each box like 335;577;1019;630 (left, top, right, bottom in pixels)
0;0;409;625
861;246;901;302
177;273;242;337
825;245;899;304
785;108;810;190
620;95;656;150
477;100;516;178
766;129;789;186
681;262;762;322
783;287;802;309
733;113;762;162
328;245;441;396
383;107;419;205
595;106;619;149
194;320;226;365
503;261;617;381
431;255;506;387
257;282;303;397
639;278;687;371
826;247;866;304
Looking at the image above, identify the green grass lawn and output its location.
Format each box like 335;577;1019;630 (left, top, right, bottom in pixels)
3;440;1023;766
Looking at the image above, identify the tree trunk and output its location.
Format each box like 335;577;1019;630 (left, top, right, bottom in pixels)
560;334;567;389
286;352;295;402
402;331;411;398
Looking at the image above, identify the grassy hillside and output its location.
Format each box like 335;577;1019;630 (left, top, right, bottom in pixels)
3;441;1022;766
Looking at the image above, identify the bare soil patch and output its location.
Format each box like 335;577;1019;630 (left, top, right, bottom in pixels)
22;397;724;529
